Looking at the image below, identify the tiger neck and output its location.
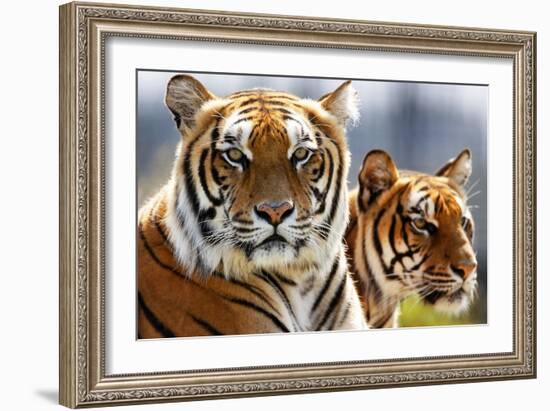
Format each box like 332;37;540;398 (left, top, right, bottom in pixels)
347;206;400;328
355;265;400;328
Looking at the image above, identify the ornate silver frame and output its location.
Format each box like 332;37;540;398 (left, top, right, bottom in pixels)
59;1;536;408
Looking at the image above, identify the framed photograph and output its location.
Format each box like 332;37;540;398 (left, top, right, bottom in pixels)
59;1;536;407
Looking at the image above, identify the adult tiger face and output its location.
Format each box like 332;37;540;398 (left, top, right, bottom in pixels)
351;149;477;321
164;75;358;278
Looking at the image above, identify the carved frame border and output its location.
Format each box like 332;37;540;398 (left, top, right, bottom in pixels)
59;1;536;408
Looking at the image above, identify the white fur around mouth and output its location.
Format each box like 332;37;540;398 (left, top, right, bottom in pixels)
431;282;475;315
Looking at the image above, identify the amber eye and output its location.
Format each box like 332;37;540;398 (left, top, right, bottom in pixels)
292;147;310;163
414;217;427;229
225;148;245;163
411;217;437;235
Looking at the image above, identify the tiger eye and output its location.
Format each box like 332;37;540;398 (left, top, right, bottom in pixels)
227;148;244;162
413;217;427;229
293;147;309;161
412;217;437;235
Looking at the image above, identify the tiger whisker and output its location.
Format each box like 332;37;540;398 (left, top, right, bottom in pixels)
465;178;480;195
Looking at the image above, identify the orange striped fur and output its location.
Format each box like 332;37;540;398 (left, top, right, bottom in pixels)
138;75;366;338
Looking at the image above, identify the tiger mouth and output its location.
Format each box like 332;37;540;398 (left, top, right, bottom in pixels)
422;288;466;305
256;234;288;248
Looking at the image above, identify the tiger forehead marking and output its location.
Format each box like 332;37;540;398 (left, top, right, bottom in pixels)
219;90;316;152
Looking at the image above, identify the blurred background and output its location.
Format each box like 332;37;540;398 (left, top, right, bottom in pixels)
137;70;488;327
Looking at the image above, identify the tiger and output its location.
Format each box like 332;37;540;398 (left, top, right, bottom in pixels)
345;148;478;328
138;74;367;338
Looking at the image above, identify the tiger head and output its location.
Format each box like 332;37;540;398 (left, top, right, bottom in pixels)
354;149;478;314
164;75;358;278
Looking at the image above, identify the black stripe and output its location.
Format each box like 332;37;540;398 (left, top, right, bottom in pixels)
139;225;184;277
323;142;344;232
198;148;223;206
265;100;298;107
189;314;223;335
314;149;334;218
264;94;298;101
273;272;298;286
372;310;395;328
300;275;316;296
317;275;347;330
311;156;325;183
282;115;302;125
183;151;202;217
229;297;290;333
232;116;253;126
289;222;312;230
238;107;255;115
234;226;260;233
258;271;299;330
414;193;431;209
434;193;442;213
238;97;259;107
168;107;181;129
228;91;259;98
153;219;170;245
336;302;351;328
138;292;175;338
310;186;323;202
397;204;411;249
231;216;254;225
198;207;217;240
212;271;281;316
274;107;292;115
181;121;221;218
361;231;386;314
345;215;357;241
210;149;224;186
182;122;220;218
410;252;430;271
372;208;390;273
311;257;339;313
148;204;171;246
389;214;399;256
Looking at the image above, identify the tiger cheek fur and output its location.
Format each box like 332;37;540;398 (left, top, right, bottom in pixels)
137;75;367;338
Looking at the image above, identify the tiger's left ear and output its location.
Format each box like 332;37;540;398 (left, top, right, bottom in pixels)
319;80;359;127
436;149;472;187
358;150;399;210
165;75;217;134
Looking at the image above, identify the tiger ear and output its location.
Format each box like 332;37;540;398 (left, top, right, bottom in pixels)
319;80;359;127
165;75;217;133
436;149;472;187
357;150;399;210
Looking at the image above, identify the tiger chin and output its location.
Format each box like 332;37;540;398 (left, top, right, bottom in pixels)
137;75;368;338
345;149;478;328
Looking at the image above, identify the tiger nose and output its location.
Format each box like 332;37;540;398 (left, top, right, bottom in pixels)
254;201;294;226
452;260;477;280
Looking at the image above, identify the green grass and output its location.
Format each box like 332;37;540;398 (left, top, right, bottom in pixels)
398;296;484;327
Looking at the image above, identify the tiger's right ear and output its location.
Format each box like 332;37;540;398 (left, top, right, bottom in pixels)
357;150;399;211
165;75;217;133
